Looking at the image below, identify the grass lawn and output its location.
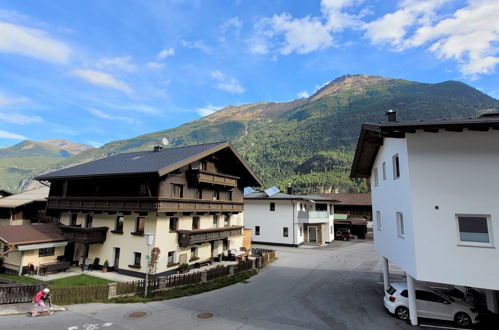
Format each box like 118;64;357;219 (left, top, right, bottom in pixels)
49;274;113;288
109;269;257;303
0;273;40;283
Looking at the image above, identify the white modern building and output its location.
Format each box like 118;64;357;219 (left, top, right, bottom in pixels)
351;111;499;325
244;191;336;246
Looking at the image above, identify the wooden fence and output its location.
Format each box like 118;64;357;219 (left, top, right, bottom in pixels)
51;285;109;305
207;265;231;281
116;277;161;295
163;272;202;288
0;282;47;304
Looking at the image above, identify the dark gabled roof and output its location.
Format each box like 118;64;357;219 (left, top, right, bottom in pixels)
0;224;65;245
350;114;499;178
244;191;338;202
316;193;371;206
36;142;262;186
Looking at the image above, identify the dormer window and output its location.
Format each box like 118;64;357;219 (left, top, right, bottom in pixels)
172;184;183;198
200;161;207;171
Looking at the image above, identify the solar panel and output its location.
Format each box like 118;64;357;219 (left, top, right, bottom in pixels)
243;187;255;195
264;186;280;197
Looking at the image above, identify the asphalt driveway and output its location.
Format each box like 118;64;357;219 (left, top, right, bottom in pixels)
1;240;420;330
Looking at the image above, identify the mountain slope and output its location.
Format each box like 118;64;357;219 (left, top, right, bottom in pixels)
0;139;93;158
5;74;499;193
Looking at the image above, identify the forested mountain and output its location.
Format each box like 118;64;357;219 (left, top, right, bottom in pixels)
2;74;498;193
0;139;93;158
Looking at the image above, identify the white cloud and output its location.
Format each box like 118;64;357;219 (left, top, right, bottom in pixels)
220;17;243;31
72;69;133;93
87;108;137;123
0;112;42;124
180;39;212;54
210;70;245;94
0;22;71;63
0;92;27;107
196;104;223;117
157;47;175;59
147;62;165;69
0;129;26;140
95;56;136;72
297;91;310;98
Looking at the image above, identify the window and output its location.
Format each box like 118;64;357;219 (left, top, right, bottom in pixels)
373;167;379;186
190;247;198;260
212;215;219;228
192;216;200;230
316;203;327;211
283;227;288;237
300;226;303;236
382;162;387;180
172;184;183;198
213;190;220;200
169;217;178;232
194;188;202;199
393;154;400;179
225;191;232;201
200;161;207;171
135;217;145;234
457;215;493;246
133;252;141;267
70;213;78;226
255;226;260;235
114;216;124;233
396;212;404;238
167;251;177;266
85;214;93;228
224;214;230;227
270;203;275;211
376;211;381;231
38;247;54;257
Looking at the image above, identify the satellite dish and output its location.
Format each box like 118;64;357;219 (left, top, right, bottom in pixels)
243;187;255;195
264;186;280;197
162;137;169;146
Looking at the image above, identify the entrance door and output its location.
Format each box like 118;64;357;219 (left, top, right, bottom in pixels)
113;248;120;272
308;226;317;243
63;242;75;263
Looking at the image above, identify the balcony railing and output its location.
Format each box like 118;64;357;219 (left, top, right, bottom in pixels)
47;197;243;213
297;211;332;224
189;169;239;187
59;225;109;244
177;226;243;248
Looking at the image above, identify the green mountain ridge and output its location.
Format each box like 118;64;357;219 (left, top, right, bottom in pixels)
2;74;498;193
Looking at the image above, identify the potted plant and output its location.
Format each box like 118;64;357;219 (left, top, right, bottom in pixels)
102;260;109;272
180;263;189;274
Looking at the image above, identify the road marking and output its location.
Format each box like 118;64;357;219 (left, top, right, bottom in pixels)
83;324;99;330
68;327;79;330
102;323;113;327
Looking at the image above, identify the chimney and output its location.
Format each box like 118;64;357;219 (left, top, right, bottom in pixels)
153;146;163;152
287;183;293;195
386;109;397;122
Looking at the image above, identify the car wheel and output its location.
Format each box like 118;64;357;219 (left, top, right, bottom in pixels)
454;312;471;327
395;306;409;321
343;237;347;241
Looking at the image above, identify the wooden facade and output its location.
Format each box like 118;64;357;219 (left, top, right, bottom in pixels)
177;226;243;248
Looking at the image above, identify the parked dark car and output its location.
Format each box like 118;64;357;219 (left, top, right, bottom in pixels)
335;228;353;241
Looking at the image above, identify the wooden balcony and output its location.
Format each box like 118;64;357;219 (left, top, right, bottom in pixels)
177;226;243;248
47;197;243;213
59;225;109;244
188;169;239;187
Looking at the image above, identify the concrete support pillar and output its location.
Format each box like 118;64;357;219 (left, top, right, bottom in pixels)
229;266;235;276
201;271;208;283
382;257;390;293
406;275;418;326
107;282;118;299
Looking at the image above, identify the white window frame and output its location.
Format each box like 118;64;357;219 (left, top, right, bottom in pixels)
373;167;379;187
455;214;494;248
396;212;404;239
376;211;381;231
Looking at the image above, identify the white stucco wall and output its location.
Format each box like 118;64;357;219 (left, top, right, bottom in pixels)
371;137;417;277
407;130;499;290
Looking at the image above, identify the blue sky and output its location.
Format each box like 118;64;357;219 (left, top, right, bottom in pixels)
0;0;498;148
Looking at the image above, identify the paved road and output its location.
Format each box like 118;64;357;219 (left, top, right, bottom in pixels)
1;241;417;330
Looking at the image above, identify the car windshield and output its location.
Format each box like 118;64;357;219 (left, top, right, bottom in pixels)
435;290;454;302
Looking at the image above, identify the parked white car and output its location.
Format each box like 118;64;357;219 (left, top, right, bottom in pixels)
384;283;479;327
